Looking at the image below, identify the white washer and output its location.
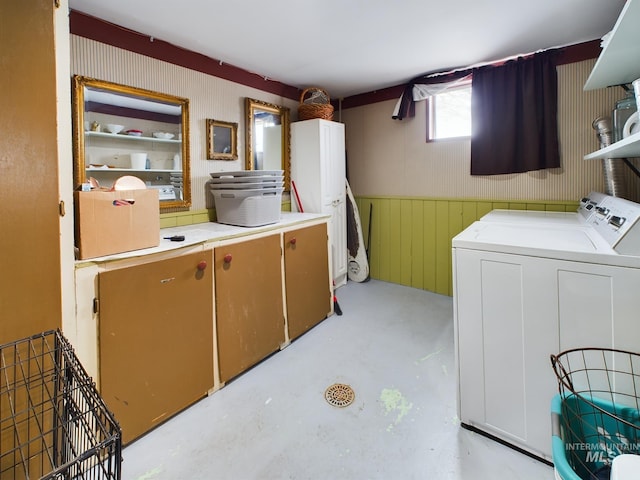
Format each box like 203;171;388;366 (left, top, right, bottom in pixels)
452;193;640;463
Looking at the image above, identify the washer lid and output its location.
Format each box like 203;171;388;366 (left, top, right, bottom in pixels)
467;223;608;252
452;221;618;262
481;210;585;226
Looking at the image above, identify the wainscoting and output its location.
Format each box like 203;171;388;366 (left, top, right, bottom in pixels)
162;196;576;297
354;196;578;296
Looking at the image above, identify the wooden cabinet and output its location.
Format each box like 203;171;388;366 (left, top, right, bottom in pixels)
284;224;332;340
98;250;214;444
1;0;67;344
215;223;333;382
72;215;332;441
291;119;348;287
215;234;285;383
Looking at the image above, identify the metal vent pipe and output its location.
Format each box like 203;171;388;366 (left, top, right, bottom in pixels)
592;117;626;198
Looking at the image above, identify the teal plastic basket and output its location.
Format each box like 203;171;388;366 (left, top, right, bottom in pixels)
552;393;640;479
551;348;640;480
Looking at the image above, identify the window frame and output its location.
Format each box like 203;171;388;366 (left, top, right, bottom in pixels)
426;80;472;143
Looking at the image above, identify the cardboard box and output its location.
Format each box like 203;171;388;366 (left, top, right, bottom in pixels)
75;189;160;260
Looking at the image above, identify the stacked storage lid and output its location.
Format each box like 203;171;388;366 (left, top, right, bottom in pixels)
170;172;183;200
209;170;283;227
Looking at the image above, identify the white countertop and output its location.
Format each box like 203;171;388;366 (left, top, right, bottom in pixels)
76;212;329;265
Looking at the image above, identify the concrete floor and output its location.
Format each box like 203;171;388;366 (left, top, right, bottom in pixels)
121;280;555;480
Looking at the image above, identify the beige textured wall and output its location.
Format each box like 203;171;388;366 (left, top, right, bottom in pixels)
71;38;638;207
71;35;298;211
342;59;636;202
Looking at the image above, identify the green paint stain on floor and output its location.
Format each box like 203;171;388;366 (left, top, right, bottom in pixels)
416;347;443;364
380;388;413;431
137;466;163;480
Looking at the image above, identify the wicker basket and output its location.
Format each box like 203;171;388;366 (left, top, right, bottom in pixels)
298;87;334;121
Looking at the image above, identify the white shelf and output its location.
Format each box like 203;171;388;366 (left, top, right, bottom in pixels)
584;0;640;90
86;167;182;173
584;0;640;159
85;131;181;144
584;131;640;160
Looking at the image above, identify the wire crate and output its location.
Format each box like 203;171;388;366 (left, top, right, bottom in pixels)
550;348;640;480
0;330;122;479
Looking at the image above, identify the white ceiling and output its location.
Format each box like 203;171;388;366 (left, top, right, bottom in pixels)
68;0;627;99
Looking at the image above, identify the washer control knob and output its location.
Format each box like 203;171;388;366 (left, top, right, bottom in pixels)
609;216;626;228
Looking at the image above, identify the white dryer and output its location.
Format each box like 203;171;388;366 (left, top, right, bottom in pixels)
478;191;606;226
452;192;640;463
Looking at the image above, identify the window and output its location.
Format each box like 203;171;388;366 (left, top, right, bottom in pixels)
427;82;472;141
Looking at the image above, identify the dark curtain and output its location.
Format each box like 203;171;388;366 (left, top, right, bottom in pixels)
470;51;560;175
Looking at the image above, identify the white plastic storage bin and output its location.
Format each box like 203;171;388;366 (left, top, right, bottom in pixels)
211;187;283;227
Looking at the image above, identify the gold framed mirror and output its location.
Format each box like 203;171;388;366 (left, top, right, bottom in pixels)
72;75;191;209
206;119;238;160
245;98;290;191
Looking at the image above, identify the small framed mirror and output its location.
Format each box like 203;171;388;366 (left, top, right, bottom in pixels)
72;75;191;210
206;119;238;160
245;98;290;191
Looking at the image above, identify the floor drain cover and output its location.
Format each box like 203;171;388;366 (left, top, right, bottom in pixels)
325;383;355;408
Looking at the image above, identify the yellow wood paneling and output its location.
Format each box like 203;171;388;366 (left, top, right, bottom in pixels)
477;202;494;218
354;195;578;296
389;199;403;285
400;200;413;287
422;200;437;293
377;199;391;281
435;201;451;295
410;199;424;290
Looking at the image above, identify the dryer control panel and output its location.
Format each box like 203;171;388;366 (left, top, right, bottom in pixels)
578;191;607;220
582;192;640;255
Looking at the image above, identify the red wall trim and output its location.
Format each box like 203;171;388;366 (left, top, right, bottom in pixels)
556;39;602;65
340;39;602;110
70;10;602;111
339;85;406;110
69;10;300;101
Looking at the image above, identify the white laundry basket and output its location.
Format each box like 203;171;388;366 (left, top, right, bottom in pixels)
211;187;283;227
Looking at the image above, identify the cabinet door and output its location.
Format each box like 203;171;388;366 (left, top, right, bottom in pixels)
1;0;62;344
284;224;332;340
98;251;214;444
215;235;284;383
326;121;346;204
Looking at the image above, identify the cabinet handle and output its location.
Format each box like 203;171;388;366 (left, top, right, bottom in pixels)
197;260;207;271
290;237;297;245
223;254;233;264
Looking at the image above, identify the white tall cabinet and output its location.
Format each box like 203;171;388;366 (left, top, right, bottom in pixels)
291;119;347;287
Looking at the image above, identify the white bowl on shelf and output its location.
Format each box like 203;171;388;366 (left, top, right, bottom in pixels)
105;124;124;134
153;132;175;140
